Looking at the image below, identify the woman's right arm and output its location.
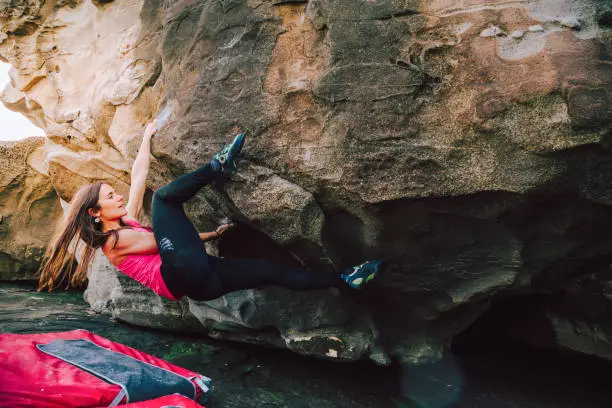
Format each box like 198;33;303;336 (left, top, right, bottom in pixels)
125;122;156;220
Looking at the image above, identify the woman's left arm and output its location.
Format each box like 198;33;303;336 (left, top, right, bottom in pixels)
125;122;156;220
199;231;219;242
199;223;235;242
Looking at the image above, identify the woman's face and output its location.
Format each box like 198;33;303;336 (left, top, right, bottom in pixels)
95;184;127;221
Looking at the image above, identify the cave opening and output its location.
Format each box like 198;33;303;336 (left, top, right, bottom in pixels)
445;294;612;406
397;294;612;407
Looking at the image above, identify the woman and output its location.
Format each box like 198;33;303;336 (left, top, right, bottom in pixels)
38;122;382;301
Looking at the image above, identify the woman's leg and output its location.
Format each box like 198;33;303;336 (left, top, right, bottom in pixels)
153;133;246;298
157;130;245;203
153;162;218;205
182;256;345;301
152;164;219;298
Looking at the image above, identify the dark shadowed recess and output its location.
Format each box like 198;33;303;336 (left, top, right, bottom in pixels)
447;295;612;408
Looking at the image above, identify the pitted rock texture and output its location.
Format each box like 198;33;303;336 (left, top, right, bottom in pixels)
0;138;62;280
1;0;612;363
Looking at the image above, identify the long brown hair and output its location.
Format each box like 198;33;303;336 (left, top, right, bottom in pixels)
38;182;123;291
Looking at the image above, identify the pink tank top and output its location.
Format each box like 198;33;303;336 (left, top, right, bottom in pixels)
113;218;177;300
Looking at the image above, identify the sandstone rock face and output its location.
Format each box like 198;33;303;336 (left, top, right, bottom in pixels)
0;138;62;280
1;0;611;363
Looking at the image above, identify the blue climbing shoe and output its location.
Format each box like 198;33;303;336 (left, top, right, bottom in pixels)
341;260;383;289
213;131;246;175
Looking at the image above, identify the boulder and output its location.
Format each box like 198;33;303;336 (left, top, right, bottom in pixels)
0;138;61;280
1;0;611;363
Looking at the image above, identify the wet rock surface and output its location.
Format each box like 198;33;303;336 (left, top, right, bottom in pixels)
4;282;612;408
3;283;393;407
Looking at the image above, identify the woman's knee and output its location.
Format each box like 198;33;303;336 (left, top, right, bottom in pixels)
165;248;208;272
153;186;171;203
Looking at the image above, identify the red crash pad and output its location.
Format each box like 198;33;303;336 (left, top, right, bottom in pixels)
0;330;210;408
116;394;205;407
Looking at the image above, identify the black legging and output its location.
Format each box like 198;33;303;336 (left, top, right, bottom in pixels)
151;163;344;301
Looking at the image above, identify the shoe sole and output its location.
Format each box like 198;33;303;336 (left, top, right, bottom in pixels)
347;261;381;289
217;132;245;164
350;271;377;288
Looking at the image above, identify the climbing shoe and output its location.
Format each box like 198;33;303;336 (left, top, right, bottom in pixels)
213;131;246;175
341;260;383;289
